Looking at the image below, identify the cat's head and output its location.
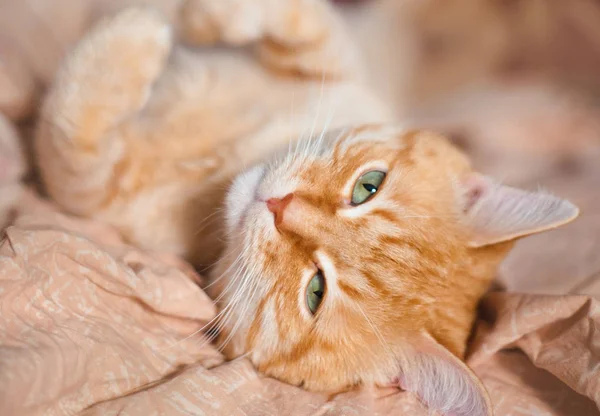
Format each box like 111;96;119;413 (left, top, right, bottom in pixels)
211;125;578;415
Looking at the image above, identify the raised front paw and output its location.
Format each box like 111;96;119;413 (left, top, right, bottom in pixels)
58;7;172;115
48;7;173;149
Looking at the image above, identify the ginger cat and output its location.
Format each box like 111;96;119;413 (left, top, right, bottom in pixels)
35;2;579;415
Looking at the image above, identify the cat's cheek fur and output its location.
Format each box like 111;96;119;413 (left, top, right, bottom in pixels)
247;296;282;360
225;164;266;232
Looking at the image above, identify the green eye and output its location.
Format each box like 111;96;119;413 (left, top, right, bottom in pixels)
306;271;325;315
351;170;386;205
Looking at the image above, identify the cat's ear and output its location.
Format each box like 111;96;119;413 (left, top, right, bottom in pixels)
460;174;579;248
398;332;492;416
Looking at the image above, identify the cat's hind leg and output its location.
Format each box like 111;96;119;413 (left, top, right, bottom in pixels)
36;8;172;215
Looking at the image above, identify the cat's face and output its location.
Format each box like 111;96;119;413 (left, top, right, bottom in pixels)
210;125;577;407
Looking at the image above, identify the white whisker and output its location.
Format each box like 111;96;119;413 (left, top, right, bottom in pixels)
194;208;224;236
217;248;263;352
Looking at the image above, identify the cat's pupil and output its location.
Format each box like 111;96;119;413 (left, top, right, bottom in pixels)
363;183;377;193
313;290;323;298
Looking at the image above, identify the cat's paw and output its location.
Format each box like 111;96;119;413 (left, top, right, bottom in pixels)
49;7;173;148
256;0;357;79
180;0;329;47
180;0;356;79
180;0;264;45
70;7;172;109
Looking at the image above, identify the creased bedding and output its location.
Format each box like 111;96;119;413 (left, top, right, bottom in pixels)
1;189;599;416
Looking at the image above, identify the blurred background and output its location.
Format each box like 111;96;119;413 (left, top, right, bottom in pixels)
1;0;599;293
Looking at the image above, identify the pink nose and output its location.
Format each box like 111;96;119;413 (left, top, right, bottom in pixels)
266;193;294;225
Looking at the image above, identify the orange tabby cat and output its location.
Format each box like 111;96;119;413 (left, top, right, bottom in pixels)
35;2;579;416
35;1;390;267
212;125;578;415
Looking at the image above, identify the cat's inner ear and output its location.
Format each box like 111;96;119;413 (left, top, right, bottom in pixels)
460;174;579;248
397;332;492;416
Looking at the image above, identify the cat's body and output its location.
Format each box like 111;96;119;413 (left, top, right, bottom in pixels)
35;3;579;416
